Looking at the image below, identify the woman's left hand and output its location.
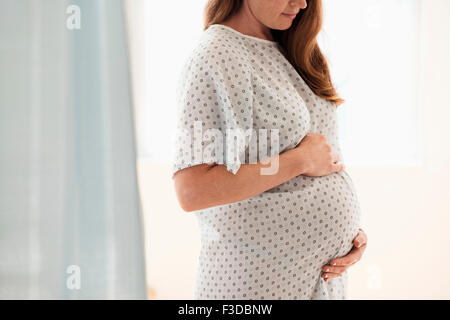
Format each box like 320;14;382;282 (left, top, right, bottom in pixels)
321;228;368;282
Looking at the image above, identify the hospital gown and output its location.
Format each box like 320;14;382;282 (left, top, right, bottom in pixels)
171;24;362;300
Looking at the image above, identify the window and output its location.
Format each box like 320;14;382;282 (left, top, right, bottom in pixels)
139;0;209;164
320;0;422;166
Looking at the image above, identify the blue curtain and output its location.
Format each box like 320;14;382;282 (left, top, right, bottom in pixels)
0;0;147;299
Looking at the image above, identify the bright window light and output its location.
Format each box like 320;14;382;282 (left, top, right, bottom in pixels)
320;0;422;167
140;0;209;163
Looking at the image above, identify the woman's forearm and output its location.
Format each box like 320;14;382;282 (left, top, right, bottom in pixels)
180;149;306;212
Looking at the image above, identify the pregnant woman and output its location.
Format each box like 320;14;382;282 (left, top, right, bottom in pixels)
171;0;367;299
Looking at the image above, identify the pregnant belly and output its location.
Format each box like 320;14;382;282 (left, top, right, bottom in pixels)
264;170;361;259
194;170;361;275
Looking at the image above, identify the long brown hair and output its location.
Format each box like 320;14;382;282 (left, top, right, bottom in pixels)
203;0;344;107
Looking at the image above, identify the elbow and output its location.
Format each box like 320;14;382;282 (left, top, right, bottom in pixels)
174;180;202;213
178;195;197;213
173;165;218;212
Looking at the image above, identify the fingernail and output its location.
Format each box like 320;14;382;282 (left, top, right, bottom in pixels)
325;268;330;272
332;262;336;266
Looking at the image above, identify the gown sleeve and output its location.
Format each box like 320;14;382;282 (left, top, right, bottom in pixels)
171;44;254;177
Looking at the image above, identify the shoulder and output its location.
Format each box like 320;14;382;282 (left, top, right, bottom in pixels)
182;28;251;78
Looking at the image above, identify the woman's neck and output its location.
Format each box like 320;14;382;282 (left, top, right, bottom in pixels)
220;5;275;42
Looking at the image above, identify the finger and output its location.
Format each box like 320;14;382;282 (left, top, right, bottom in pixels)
322;271;343;282
353;236;365;248
332;163;345;172
353;229;368;248
322;265;347;274
331;154;340;163
329;244;366;266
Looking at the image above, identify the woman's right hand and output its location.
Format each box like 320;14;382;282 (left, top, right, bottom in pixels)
292;133;345;177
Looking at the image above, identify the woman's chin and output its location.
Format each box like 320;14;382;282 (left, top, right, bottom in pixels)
272;20;294;31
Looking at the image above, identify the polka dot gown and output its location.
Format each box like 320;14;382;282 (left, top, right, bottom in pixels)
171;24;361;300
